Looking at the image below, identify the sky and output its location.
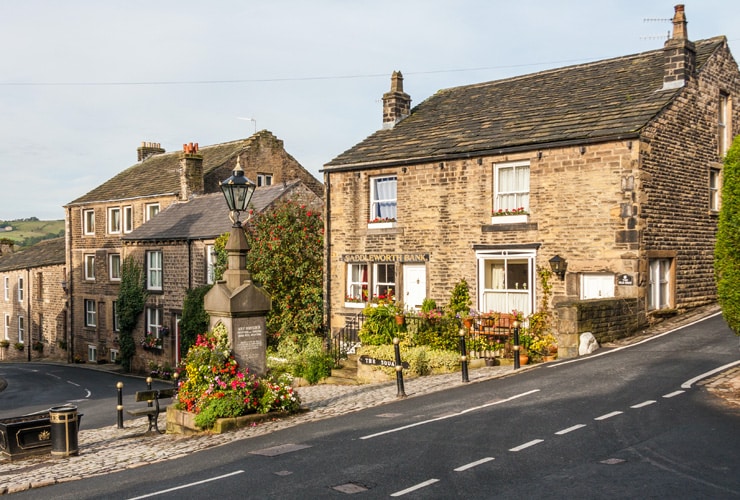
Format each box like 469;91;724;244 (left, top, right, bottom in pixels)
1;1;739;221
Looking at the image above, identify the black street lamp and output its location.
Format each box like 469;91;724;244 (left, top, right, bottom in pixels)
220;158;256;227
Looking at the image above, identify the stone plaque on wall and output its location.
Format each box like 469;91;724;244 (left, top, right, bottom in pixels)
617;274;634;286
231;316;267;376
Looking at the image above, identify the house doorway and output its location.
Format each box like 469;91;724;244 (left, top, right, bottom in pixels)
402;264;426;311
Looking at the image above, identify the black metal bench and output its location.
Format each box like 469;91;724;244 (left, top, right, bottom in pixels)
126;388;176;434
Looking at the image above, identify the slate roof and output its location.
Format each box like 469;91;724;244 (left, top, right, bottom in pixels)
0;237;65;272
121;180;304;241
67;132;267;205
325;37;726;169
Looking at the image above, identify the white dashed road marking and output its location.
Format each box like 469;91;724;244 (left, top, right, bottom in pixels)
594;411;623;421
631;400;657;408
662;390;685;398
509;439;544;452
390;478;440;497
555;424;586;435
454;457;495;471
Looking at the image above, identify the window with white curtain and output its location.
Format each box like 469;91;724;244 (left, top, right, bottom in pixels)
648;258;673;310
346;263;369;303
477;249;535;316
369;176;397;222
494;161;530;212
373;263;396;299
147;307;163;337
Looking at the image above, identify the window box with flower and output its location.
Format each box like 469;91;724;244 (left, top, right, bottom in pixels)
141;333;163;351
491;207;529;224
367;217;397;229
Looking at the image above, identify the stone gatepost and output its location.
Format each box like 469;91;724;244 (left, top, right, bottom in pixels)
204;224;271;376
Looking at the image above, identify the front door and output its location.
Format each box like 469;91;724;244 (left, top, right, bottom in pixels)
403;264;427;311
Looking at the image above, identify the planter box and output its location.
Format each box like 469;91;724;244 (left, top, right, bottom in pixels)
166;406;298;435
490;214;528;224
0;413;52;460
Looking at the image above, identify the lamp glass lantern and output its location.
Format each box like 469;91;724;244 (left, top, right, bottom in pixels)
220;159;256;226
549;254;567;280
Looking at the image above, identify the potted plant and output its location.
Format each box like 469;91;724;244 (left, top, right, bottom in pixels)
0;339;9;348
14;342;25;351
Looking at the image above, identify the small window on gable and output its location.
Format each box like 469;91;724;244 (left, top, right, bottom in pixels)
145;203;160;222
83;209;95;235
719;92;731;158
108;207;121;234
710;167;721;212
257;173;273;187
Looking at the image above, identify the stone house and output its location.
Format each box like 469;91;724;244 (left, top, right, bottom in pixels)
322;6;739;356
63;130;323;366
0;238;67;362
120;180;323;373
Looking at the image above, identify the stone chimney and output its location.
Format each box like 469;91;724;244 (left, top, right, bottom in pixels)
137;141;165;162
382;71;411;129
179;142;204;200
663;4;695;90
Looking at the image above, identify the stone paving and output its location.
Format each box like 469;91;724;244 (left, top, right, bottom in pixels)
1;305;737;496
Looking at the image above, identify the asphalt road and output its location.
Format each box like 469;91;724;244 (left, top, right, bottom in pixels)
0;363;174;429
11;314;739;499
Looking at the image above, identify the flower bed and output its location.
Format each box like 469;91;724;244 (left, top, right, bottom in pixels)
174;324;301;430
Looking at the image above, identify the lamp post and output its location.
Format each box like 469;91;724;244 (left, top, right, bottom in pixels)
218;158;257;291
204;157;271;376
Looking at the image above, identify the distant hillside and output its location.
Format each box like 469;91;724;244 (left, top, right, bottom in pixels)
0;218;65;248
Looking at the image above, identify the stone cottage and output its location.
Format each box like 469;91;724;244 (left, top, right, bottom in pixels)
120;180;323;372
322;5;739;356
63;130;323;367
0;238;67;362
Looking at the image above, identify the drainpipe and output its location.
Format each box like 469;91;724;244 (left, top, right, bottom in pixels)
66;206;74;364
26;268;31;362
324;171;332;340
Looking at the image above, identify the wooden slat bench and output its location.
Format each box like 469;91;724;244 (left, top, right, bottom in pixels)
126;388;176;434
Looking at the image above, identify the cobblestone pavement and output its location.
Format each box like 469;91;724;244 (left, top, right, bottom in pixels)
1;304;737;496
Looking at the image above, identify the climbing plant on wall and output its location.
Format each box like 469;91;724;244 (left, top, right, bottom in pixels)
117;255;147;371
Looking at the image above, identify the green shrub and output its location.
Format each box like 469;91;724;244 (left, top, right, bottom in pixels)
358;345;459;377
359;300;402;345
267;335;333;384
716;135;740;335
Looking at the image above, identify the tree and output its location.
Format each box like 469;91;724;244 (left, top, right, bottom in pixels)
117;256;147;370
180;284;212;356
214;201;324;347
715;135;740;335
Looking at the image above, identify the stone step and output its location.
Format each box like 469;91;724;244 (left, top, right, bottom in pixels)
327;355;359;385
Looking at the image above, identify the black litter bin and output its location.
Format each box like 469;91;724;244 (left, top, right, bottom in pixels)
49;406;79;457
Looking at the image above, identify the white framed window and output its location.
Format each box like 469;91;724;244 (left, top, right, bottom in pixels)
18;316;24;343
710;167;721;212
112;300;120;332
108;207;121;234
84;254;95;280
345;263;369;305
719;92;731;157
123;205;134;233
373;262;396;300
88;345;97;363
110;349;119;363
3;313;9;340
257;173;273;187
145;203;160;222
477;248;535;316
206;245;216;284
147;250;163;291
17;276;24;302
109;253;121;281
494;161;530;213
84;299;97;327
147;307;163;337
369;176;397;223
83;209;95;235
580;273;615;300
4;276;9;301
648;258;673;310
